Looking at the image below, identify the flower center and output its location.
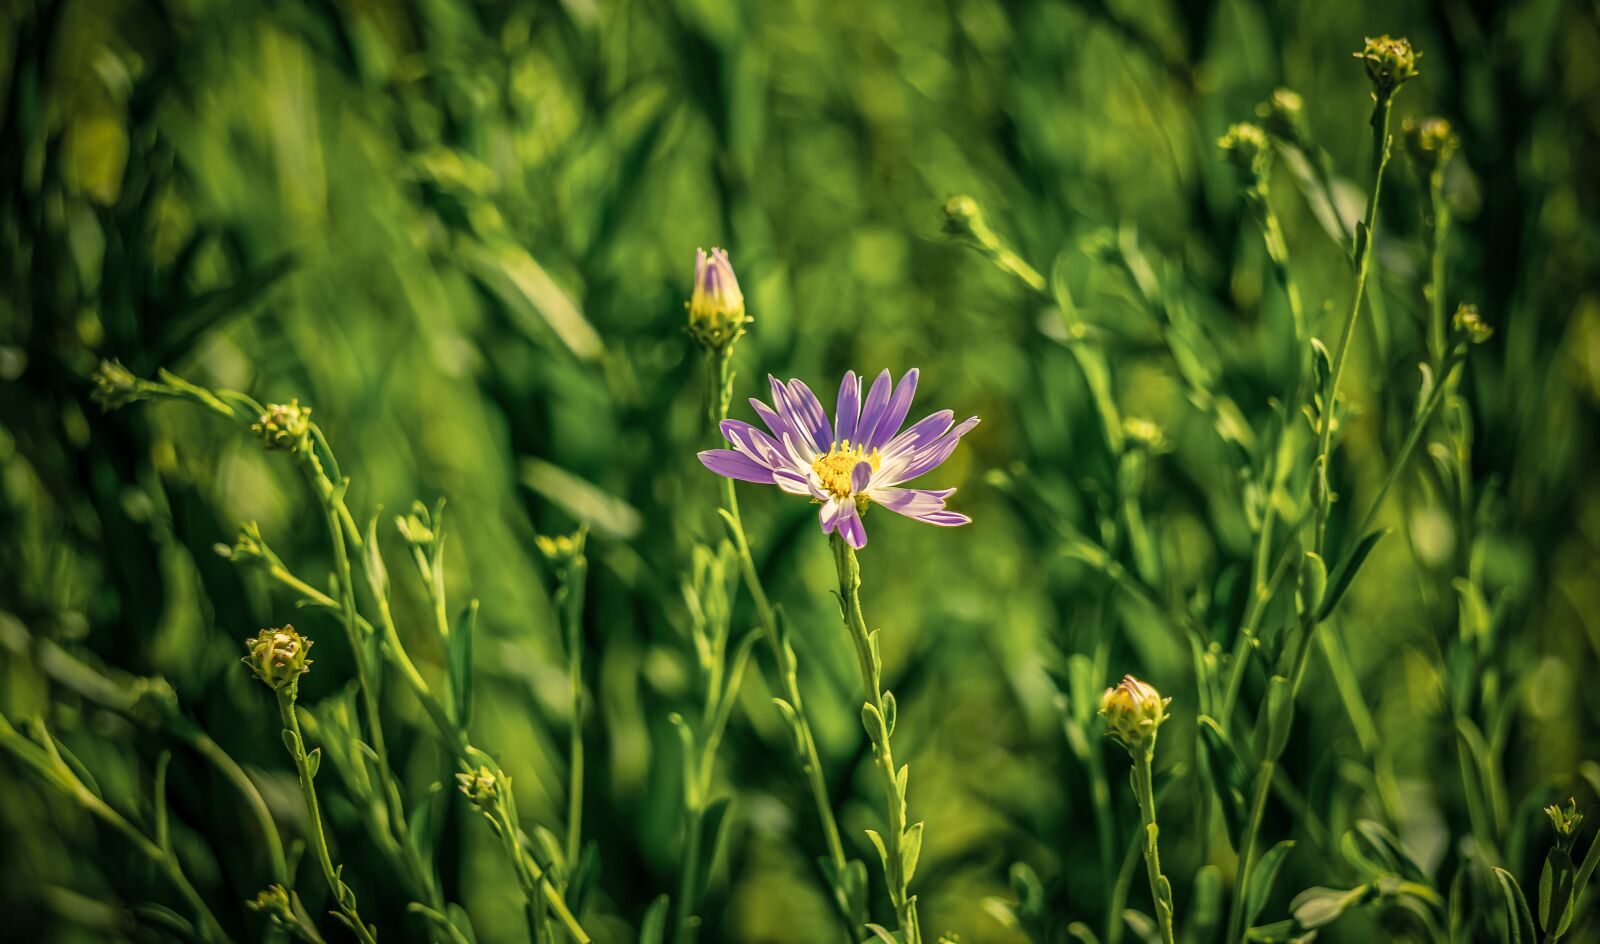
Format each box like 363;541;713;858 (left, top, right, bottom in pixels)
812;440;879;501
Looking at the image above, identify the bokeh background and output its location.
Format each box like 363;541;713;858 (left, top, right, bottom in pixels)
4;0;1600;941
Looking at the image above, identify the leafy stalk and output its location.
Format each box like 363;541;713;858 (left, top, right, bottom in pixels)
831;535;923;944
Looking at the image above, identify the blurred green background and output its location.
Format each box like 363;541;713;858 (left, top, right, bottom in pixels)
3;0;1600;941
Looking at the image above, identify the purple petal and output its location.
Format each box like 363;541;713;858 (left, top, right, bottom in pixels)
863;368;919;450
785;378;834;449
914;510;971;527
771;377;825;454
720;419;788;470
699;449;775;484
851;459;873;494
836;501;868;548
854;369;893;449
749;397;795;444
895;416;980;481
774;469;816;496
881;410;954;459
818;498;846;535
835;371;860;445
874;486;956;517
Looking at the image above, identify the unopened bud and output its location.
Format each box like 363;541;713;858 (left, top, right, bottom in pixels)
90;359;147;410
686;248;749;355
1099;674;1171;750
1218;122;1271;184
1452;303;1493;345
456;764;500;809
252;400;312;453
1256;88;1308;149
1354;35;1420;98
1546;798;1585;851
535;527;588;567
1403;116;1458;176
243;626;313;691
247;884;297;931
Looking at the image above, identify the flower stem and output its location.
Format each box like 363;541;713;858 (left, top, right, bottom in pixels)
555;553;589;871
277;687;379;944
830;535;921;944
1132;745;1177;944
1313;90;1395;556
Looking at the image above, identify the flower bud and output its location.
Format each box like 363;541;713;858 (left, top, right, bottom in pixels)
396;501;436;548
252;400;313;453
535;527;588;567
686;248;749;355
456;764;500;809
129;676;182;728
1099;674;1170;749
1546;798;1585;851
216;521;272;567
247;884;297;931
243;626;313;691
1256;88;1308;149
1452;303;1493;345
1354;35;1420;98
1218;122;1271;184
1403;116;1458;176
90;359;147;410
942;194;1001;250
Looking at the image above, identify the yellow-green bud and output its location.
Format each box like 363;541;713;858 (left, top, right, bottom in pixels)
1099;674;1170;749
1403;116;1458;176
90;359;147;410
252;400;313;453
247;884;297;930
396;502;436;548
942;194;1000;250
1123;417;1170;453
456;764;500;808
243;626;313;691
1354;35;1420;98
1256;88;1308;148
535;527;587;566
1546;798;1585;851
1452;303;1493;345
1218;122;1272;183
216;521;271;567
686;248;749;355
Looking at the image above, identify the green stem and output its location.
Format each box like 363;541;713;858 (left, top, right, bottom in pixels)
710;362;849;880
831;535;921;944
1133;746;1177;944
1313;91;1395;556
276;689;379;944
1225;760;1275;944
560;555;589;872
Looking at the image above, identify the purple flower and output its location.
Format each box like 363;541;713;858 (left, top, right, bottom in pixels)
699;370;979;549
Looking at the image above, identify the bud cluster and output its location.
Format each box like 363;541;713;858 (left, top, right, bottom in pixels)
456;764;501;809
252;400;313;453
90;359;148;410
1546;798;1586;851
1100;675;1171;750
1452;303;1493;345
686;248;749;355
1354;35;1420;98
1218;122;1272;185
1403;116;1459;176
1256;88;1307;149
247;884;298;931
243;626;314;691
535;527;588;567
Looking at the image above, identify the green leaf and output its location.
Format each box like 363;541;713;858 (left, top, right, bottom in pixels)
1258;675;1294;762
363;514;388;602
883;690;897;738
450;600;479;728
863;924;899;944
1493;867;1536;943
1299;552;1326;615
1196;717;1248;841
306;747;321;780
861;702;889;754
1244;841;1296;929
1291;885;1367;929
696;796;733;901
865;829;891;879
902;821;925;884
1317;529;1389;621
638;894;670;944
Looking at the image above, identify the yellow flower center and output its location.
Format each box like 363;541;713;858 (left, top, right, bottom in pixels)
811;441;880;501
